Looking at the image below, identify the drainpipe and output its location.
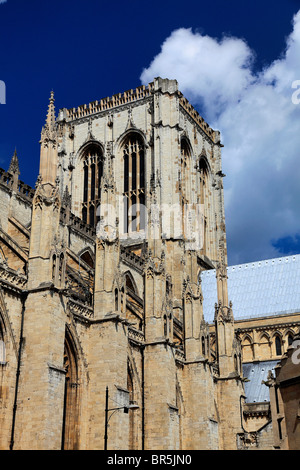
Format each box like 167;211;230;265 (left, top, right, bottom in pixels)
10;291;27;450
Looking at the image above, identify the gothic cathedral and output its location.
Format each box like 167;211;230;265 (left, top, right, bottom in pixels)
0;78;246;450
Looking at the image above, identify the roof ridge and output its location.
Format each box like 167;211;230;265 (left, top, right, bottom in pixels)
228;253;300;271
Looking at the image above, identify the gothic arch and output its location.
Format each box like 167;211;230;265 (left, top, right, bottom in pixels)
77;247;95;269
180;136;192;173
197;155;213;257
179;136;193;241
77;139;105;160
271;332;283;357
113;270;126;314
116;128;147;152
258;331;270;342
283;328;295;338
125;270;139;296
61;325;84;450
127;352;142;450
271;330;283;340
242;333;254;343
284;329;295;349
198;153;212;174
258;332;271;359
119;131;147;234
76;141;105;227
180;134;193;159
241;334;254;362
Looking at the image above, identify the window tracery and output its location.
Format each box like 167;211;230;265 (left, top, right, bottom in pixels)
275;335;282;356
81;144;104;227
123;134;145;233
198;158;210;255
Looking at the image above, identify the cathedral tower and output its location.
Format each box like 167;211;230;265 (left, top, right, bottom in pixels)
0;78;245;450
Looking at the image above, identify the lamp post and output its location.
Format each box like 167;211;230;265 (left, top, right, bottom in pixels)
104;386;139;450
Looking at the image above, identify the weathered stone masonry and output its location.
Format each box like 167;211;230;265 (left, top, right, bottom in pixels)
0;78;246;450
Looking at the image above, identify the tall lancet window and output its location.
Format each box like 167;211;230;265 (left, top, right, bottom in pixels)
198;158;210;256
123;133;145;234
180;138;191;238
81;144;103;227
180;138;191;202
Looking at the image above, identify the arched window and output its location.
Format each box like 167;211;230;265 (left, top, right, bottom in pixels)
121;286;125;314
52;252;65;287
234;354;238;372
180;138;192;239
81;144;103;227
275;335;282;356
115;288;119;312
201;336;206;356
180;139;191;192
52;254;57;282
198;158;210;255
62;332;79;450
123;134;145;234
58;253;64;286
287;333;294;347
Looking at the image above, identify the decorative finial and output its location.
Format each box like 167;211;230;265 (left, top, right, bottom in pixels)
62;186;71;208
45;90;56;128
8;148;20;175
40;91;57;145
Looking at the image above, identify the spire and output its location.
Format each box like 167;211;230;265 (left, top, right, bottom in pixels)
39;91;58;187
8;148;20;175
46;90;56;128
41;91;57;144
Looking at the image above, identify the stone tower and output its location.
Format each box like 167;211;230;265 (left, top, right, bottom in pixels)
0;78;245;450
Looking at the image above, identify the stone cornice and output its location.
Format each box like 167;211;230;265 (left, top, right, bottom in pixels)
67;297;94;320
0;264;27;292
178;94;217;144
65;84;154;123
238;320;300;333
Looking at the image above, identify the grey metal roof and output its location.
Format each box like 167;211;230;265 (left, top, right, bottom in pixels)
242;361;278;403
200;254;300;323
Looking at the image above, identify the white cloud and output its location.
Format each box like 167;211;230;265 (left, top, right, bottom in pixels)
140;11;300;265
0;1;7;4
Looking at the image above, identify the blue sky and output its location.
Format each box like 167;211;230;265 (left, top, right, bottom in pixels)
1;0;300;265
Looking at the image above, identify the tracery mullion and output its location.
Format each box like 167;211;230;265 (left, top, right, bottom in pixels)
123;135;145;234
82;146;103;227
199;165;208;255
96;157;100;224
90;159;95;202
128;140;133;232
136;143;141;231
97;157;102;200
87;153;92;225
